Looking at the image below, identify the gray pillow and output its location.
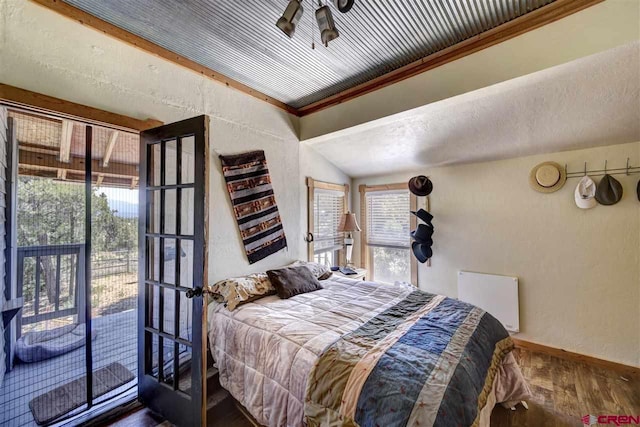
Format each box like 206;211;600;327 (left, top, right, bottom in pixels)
266;266;323;299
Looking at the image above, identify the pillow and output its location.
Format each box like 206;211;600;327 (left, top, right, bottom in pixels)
207;273;276;311
288;260;333;280
266;266;323;299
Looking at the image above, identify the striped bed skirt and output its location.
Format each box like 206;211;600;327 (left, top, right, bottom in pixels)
219;150;287;264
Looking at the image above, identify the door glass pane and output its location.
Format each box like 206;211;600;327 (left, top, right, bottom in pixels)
165;139;177;186
181;136;195;184
178;290;192;341
147;332;160;379
177;345;193;396
150;143;161;186
164;189;177;234
162;288;176;335
148;283;159;330
148;190;161;233
147;237;160;282
180;188;195;235
180;240;194;288
163;238;176;285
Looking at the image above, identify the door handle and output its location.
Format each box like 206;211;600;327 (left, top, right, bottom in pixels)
186;287;203;298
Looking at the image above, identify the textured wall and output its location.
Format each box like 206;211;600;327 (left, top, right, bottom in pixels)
352;141;640;367
0;0;348;282
300;0;640;140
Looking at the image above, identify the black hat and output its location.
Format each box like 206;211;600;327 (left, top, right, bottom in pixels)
595;174;623;205
410;223;434;243
412;242;432;263
411;209;433;224
408;176;433;196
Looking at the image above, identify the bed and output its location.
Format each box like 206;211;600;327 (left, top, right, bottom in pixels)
207;275;530;427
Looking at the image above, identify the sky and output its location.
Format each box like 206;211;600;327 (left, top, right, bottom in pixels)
98;187;139;218
98;187;138;204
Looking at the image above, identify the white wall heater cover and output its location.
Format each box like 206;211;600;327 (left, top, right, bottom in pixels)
457;271;519;333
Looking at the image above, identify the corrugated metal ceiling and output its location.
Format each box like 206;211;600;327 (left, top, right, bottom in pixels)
65;0;556;109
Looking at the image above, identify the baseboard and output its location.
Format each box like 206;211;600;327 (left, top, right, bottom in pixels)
512;338;639;379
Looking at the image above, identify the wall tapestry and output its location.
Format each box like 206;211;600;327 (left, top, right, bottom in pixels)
220;150;287;264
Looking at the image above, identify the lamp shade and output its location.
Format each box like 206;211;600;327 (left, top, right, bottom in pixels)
337;211;361;232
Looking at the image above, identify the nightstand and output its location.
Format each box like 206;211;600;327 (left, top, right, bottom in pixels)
332;267;367;281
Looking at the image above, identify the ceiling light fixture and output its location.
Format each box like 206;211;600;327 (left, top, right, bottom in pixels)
276;0;304;38
276;0;353;48
333;0;354;13
315;3;339;47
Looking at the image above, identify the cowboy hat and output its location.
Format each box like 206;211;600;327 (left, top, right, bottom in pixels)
410;224;433;243
411;209;433;224
529;162;566;193
412;242;432;263
408;175;433;196
574;176;597;209
595;174;623;205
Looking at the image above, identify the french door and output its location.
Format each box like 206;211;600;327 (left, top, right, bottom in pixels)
138;115;208;426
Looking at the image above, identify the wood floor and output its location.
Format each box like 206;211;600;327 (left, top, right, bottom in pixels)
109;348;640;427
0;310;137;427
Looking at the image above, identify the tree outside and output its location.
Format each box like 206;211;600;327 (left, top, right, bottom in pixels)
18;177;138;324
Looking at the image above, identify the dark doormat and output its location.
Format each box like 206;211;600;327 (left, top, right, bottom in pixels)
29;362;135;425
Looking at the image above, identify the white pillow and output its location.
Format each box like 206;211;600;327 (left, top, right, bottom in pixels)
207;273;275;311
287;260;333;280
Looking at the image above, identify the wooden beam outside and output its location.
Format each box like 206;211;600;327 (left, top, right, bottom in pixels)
96;175;104;186
103;130;119;166
0;83;163;131
130;177;139;189
296;0;605;116
22;167;137;188
19;148;138;179
59;120;73;162
57;169;67;180
19;143;58;156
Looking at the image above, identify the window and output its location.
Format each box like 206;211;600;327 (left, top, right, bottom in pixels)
306;178;348;267
360;184;417;284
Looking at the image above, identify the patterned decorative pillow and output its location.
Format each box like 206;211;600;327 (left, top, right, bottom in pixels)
208;273;276;311
288;260;333;280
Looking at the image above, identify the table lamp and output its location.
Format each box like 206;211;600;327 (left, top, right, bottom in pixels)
337;211;361;268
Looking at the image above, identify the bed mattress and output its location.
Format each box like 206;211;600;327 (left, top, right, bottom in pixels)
207;276;529;427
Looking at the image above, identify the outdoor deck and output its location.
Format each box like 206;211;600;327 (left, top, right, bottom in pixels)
0;310;137;427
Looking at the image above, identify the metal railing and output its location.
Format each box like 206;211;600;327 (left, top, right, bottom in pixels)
17;244;85;331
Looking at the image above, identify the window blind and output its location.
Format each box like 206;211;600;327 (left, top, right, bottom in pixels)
366;190;410;249
314;189;344;253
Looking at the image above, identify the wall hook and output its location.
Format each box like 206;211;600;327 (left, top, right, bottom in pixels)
604;160;607;174
584;162;587;176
